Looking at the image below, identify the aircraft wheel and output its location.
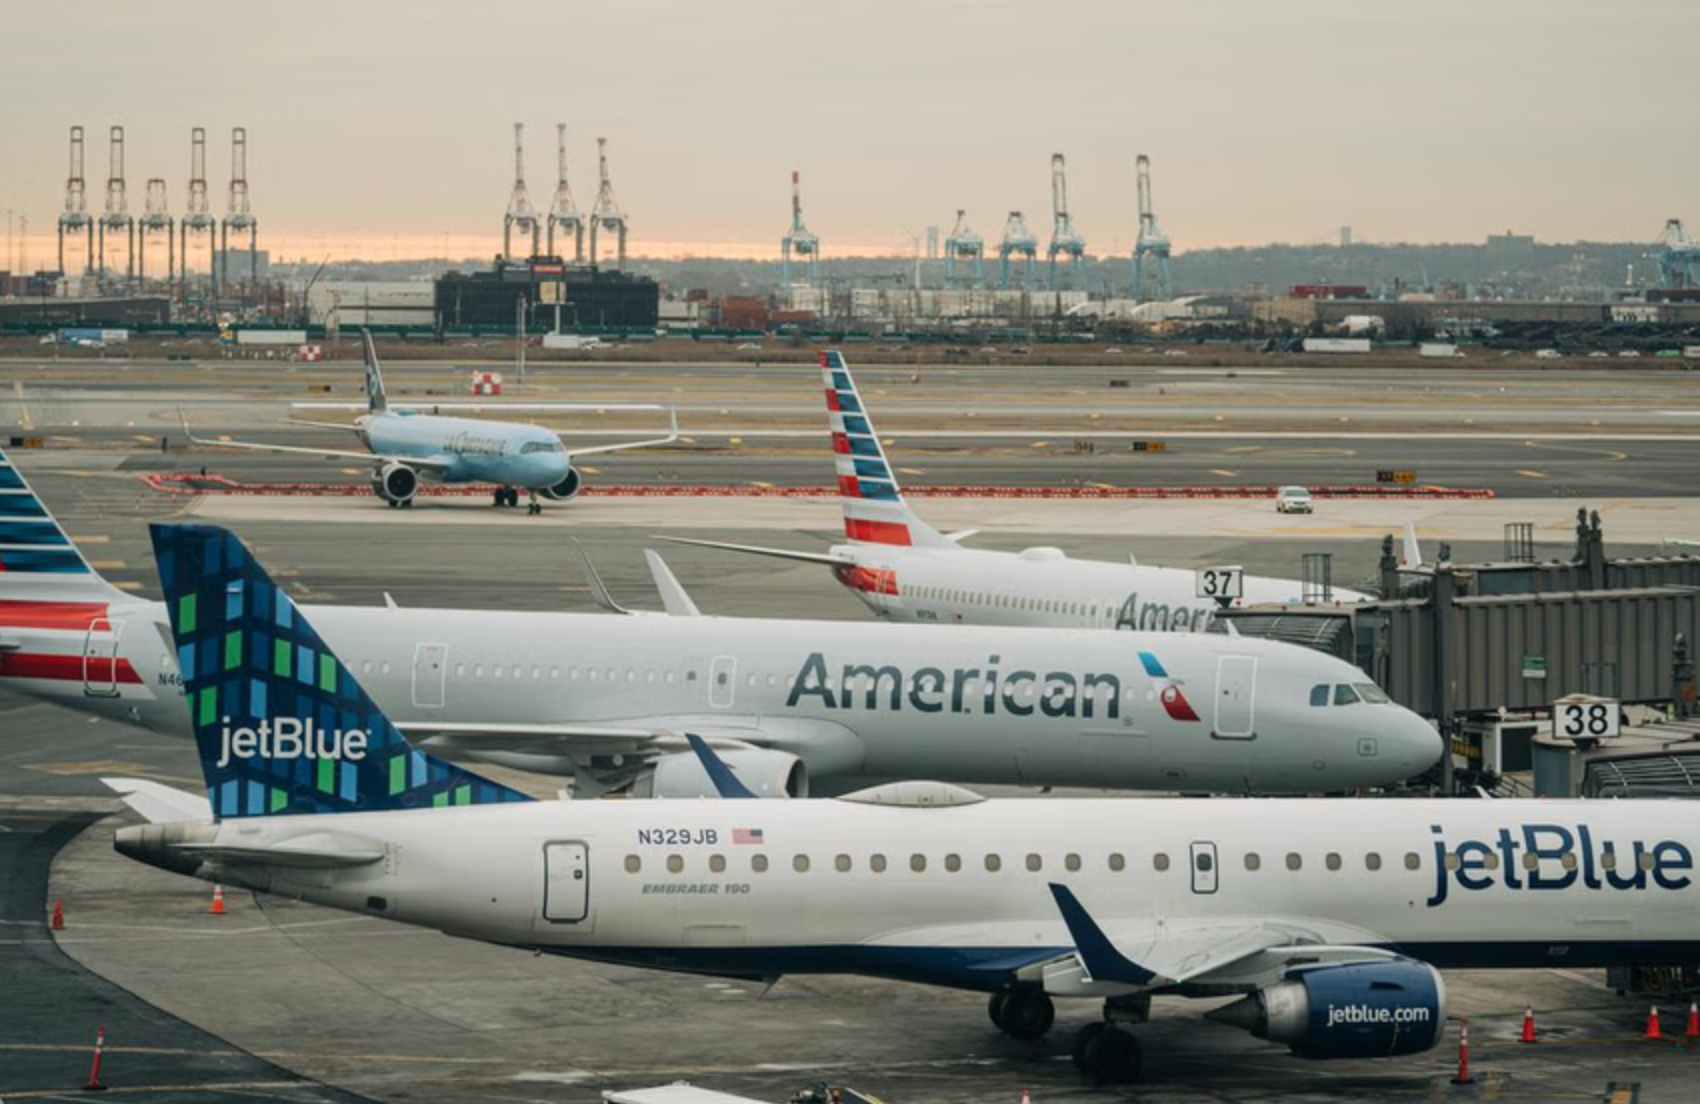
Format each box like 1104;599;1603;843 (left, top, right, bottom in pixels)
987;990;1010;1031
1077;1024;1142;1084
401;498;413;508
997;988;1054;1040
387;499;399;509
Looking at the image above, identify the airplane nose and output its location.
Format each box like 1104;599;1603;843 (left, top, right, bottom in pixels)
1398;707;1444;775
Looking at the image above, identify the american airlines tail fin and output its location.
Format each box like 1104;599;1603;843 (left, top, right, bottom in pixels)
0;442;131;604
362;330;389;414
820;350;955;549
148;521;531;818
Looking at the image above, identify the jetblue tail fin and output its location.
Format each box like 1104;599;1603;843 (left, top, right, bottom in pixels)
362;330;388;415
0;441;131;603
820;350;954;549
149;522;530;818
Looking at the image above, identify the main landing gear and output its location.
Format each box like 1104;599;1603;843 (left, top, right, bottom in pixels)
491;487;544;515
987;988;1146;1084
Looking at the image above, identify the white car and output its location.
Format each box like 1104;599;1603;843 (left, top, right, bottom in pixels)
1275;486;1314;514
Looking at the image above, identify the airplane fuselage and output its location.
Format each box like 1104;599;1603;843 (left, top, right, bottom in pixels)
2;597;1440;793
358;412;571;489
120;796;1700;993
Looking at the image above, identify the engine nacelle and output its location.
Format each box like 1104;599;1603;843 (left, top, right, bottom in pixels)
629;748;808;799
371;462;419;505
1206;960;1444;1060
539;468;582;502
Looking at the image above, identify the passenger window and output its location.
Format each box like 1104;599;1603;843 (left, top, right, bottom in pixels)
1026;853;1043;872
870;854;887;873
380;661;391;675
586;668;596;681
1309;684;1329;707
666;855;684;874
453;663;465;677
793;854;810;873
530;666;540;680
549;666;560;680
1285;853;1302;871
664;670;676;684
835;854;852;873
569;667;579;680
945;854;961;873
1522;853;1540;871
910;854;927;873
1154;853;1170;872
474;664;484;678
493;666;504;680
360;661;372;674
1064;853;1081;872
1325;853;1342;871
1195;852;1213;873
1108;853;1126;872
1333;684;1361;705
1244;853;1261;871
513;666;523;679
1640;852;1657;872
1365;852;1382;871
984;854;1002;872
1601;851;1617;870
624;855;641;874
1444;852;1461;871
1561;853;1578;871
709;855;726;873
1404;852;1421;871
752;854;768;873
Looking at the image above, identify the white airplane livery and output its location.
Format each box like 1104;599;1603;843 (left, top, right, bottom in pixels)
181;331;677;513
668;350;1368;630
0;453;1439;795
109;523;1700;1084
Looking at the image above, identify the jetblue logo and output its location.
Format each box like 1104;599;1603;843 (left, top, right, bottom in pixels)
216;717;369;768
1426;823;1694;907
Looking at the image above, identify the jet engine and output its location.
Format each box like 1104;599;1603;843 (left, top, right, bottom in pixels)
539;468;583;502
371;462;419;506
1205;960;1444;1060
629;748;808;799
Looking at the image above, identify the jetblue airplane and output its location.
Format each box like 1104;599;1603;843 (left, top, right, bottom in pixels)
668;350;1368;629
108;522;1698;1083
0;451;1440;795
180;330;677;513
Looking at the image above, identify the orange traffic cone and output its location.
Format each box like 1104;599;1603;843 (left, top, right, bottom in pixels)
85;1022;107;1091
1645;1005;1662;1040
1519;1006;1537;1044
50;898;65;932
208;885;226;916
1686;1002;1699;1041
1451;1019;1473;1085
1019;1090;1031;1104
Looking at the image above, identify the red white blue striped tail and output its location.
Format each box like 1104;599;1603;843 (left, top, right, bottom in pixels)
820;350;953;549
0;443;130;602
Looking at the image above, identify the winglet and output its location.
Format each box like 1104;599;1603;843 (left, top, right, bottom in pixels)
571;540;631;615
1400;520;1424;570
362;329;388;414
644;550;702;616
1048;884;1158;985
685;733;759;799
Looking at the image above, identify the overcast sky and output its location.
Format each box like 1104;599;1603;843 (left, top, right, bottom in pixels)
2;0;1695;263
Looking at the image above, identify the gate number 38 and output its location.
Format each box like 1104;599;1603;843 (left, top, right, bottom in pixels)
1555;701;1619;739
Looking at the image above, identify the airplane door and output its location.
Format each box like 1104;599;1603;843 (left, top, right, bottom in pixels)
82;618;120;698
1189;840;1219;895
412;643;448;708
709;655;736;709
541;841;591;924
1213;655;1257;739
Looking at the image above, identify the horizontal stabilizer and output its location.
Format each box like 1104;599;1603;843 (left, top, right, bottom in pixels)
184;833;386;868
657;535;854;568
102;777;213;824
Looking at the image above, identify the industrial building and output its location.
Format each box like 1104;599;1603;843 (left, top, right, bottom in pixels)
433;258;659;332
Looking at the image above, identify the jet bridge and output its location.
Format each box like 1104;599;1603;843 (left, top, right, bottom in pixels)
1215;509;1700;792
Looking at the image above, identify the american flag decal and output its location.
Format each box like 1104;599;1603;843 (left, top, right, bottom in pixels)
733;827;765;845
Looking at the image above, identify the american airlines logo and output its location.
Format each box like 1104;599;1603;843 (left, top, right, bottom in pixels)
216;717;369;768
785;651;1123;720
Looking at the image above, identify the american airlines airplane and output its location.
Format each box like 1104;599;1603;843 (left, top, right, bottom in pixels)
180;331;678;513
0;451;1439;795
108;523;1696;1083
668;350;1368;629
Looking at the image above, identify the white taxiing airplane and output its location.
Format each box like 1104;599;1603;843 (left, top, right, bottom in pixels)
107;521;1698;1083
666;350;1368;631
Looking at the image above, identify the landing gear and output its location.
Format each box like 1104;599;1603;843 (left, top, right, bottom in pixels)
526;490;542;516
987;986;1054;1040
1072;1022;1142;1084
493;487;521;508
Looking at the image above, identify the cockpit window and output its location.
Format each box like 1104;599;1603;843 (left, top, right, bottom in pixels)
1309;684;1330;707
520;440;565;455
1354;683;1391;704
1333;684;1361;706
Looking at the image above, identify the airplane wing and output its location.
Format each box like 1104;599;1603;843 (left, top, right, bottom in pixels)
563;406;680;458
1043;885;1400;993
291;402;666;413
393;720;774;753
657;535;856;568
178;409;455;472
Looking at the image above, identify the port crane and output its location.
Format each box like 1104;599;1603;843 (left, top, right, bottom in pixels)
1657;218;1700;290
503;123;541;262
546;124;584;263
56;125;94;275
98;126;135;287
589;137;628;269
781;170;820;292
944;209;984;286
1046;153;1086;290
1131;153;1173;301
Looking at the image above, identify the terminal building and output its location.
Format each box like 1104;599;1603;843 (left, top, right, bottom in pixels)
434;258;659;333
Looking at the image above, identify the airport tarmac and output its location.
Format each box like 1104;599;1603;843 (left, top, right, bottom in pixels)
5;379;1700;1101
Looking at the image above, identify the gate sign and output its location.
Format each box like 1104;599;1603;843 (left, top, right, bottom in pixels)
1196;566;1244;601
1553;696;1621;741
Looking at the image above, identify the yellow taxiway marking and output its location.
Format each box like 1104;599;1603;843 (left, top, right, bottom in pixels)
68;535;110;545
113;580;142;590
1029;441;1052;449
748;481;776;490
132;434;158;443
1516;469;1549;479
1225;445;1262;454
86;560;126;570
1210;469;1238;477
25;759;159;777
897;466;926;474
